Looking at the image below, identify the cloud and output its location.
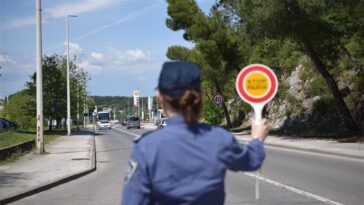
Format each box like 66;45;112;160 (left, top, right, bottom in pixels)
109;48;153;65
79;61;103;75
5;0;124;29
63;42;83;57
90;52;104;61
83;47;158;76
0;54;15;64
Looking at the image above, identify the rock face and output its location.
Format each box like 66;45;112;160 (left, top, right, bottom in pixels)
228;64;363;133
262;65;364;133
287;65;304;100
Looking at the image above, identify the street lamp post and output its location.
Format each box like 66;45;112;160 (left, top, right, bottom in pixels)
76;53;84;131
36;0;44;154
66;14;77;136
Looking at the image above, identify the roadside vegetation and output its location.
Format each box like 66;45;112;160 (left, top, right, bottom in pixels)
0;55;93;163
0;131;60;164
165;0;364;137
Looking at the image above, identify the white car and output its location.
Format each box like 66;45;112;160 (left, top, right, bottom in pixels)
159;118;168;128
98;120;111;129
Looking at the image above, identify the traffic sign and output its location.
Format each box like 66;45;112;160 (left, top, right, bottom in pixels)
212;93;224;105
236;64;278;120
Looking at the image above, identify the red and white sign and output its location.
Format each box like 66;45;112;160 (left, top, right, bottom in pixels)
212;93;224;105
236;64;278;120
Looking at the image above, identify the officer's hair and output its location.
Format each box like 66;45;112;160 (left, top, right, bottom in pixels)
164;90;202;125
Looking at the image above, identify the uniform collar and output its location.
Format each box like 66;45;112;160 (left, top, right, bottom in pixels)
166;114;185;125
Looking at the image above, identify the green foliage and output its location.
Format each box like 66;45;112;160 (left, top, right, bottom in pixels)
25;54;90;129
298;57;316;81
166;45;191;61
0;131;34;148
166;0;364;130
286;94;303;113
202;97;224;125
313;96;337;116
2;91;36;130
354;73;364;92
305;77;330;98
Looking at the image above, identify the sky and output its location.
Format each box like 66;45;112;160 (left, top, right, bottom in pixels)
0;0;214;98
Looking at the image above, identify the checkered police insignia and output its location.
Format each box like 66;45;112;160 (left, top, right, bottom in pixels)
124;159;138;185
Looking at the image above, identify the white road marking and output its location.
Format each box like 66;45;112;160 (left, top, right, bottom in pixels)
244;172;344;205
112;126;139;138
114;124;344;205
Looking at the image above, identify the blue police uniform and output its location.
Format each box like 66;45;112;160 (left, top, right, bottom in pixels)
121;115;265;205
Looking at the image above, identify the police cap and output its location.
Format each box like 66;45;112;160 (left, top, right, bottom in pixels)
157;61;201;97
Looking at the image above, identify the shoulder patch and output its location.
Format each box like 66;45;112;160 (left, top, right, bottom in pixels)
124;158;138;185
134;130;155;143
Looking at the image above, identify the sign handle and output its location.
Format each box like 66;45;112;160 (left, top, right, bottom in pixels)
253;104;264;200
253;104;264;121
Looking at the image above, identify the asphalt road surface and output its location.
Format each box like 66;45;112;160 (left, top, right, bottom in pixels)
10;125;364;205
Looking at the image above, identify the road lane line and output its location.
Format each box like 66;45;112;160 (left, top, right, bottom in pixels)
114;125;343;205
112;126;140;138
244;172;344;205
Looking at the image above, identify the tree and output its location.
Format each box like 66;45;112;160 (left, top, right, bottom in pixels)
219;0;360;131
26;54;90;130
2;91;36;130
166;1;252;127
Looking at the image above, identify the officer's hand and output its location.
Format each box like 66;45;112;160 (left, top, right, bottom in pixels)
251;118;269;142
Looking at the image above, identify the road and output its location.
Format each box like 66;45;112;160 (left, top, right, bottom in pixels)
10;124;364;205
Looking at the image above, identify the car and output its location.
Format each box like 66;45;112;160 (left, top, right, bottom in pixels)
0;118;18;128
127;116;140;129
159;117;168;128
0;119;9;129
120;119;128;126
98;120;111;130
0;118;17;129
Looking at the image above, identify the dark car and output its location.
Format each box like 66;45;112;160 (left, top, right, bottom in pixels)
0;118;17;129
127;116;140;129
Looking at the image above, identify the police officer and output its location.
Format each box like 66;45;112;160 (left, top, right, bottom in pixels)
122;62;268;205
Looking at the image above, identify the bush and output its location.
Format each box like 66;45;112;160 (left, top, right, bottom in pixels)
305;77;329;97
312;96;337;116
2;91;36;130
202;98;224;125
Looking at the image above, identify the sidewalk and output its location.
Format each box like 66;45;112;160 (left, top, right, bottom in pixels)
235;132;364;160
0;131;96;204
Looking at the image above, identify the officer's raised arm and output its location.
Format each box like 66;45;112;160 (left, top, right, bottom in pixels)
121;144;153;205
220;119;268;172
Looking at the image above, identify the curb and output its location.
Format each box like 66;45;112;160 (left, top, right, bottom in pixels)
237;138;364;160
0;135;97;205
0;140;35;161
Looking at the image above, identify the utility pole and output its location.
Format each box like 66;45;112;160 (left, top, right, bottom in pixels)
75;53;84;131
36;0;44;154
66;14;77;136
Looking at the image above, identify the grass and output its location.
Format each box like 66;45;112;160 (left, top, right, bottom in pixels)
0;131;35;148
0;130;61;164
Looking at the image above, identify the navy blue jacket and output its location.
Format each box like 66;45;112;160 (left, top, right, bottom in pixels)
122;115;265;205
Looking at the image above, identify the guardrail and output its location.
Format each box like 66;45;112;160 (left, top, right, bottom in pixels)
0;140;35;161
